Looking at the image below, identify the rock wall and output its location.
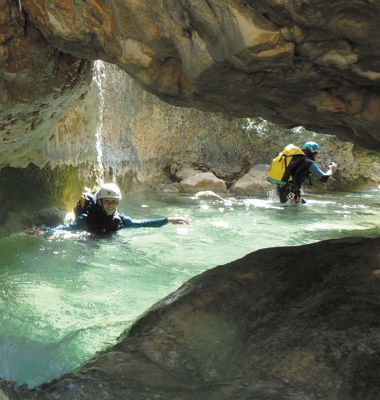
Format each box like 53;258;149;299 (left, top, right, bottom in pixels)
89;63;380;191
0;0;92;168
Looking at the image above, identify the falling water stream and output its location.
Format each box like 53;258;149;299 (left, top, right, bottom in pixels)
0;189;379;387
92;60;106;184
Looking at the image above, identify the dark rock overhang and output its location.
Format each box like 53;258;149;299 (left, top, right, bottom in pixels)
1;0;380;151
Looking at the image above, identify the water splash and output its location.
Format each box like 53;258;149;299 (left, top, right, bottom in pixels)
192;190;237;207
92;60;106;185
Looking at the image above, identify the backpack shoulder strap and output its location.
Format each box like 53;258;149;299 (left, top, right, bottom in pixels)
74;192;95;217
282;154;308;183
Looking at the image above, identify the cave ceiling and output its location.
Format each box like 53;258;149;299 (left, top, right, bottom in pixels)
1;0;380;155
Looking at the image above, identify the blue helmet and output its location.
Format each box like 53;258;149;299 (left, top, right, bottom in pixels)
302;141;320;153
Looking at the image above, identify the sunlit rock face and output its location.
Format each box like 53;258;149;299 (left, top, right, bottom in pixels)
14;0;380;149
0;1;91;168
1;237;378;399
74;63;380;191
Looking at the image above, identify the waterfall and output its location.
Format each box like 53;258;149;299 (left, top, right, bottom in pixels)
92;60;106;185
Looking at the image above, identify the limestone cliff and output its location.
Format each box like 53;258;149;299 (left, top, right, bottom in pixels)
61;62;380;191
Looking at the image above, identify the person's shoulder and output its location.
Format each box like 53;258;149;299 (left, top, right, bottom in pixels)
305;157;315;166
82;191;96;202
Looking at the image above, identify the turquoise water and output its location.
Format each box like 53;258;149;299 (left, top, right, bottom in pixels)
0;189;379;387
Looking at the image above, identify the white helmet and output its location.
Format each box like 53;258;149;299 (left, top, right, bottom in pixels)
95;183;122;201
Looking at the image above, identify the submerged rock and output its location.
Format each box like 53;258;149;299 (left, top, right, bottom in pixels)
1;237;379;399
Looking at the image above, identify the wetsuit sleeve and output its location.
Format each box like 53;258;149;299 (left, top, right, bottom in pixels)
309;162;332;182
121;215;168;228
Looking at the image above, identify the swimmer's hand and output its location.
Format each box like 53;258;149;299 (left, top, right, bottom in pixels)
167;216;190;225
329;162;338;173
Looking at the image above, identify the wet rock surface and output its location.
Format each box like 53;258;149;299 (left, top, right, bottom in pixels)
1;237;379;399
0;1;91;168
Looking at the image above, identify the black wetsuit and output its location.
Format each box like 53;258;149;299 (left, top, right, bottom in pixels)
75;202;168;233
278;155;331;203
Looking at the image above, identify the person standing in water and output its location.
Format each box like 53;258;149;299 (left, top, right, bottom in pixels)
267;141;337;204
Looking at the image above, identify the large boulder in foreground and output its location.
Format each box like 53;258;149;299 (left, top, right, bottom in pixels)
1;237;379;399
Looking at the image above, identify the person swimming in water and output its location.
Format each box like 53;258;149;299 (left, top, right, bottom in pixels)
28;182;189;235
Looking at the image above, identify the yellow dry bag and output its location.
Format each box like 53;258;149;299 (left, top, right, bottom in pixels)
266;144;305;186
